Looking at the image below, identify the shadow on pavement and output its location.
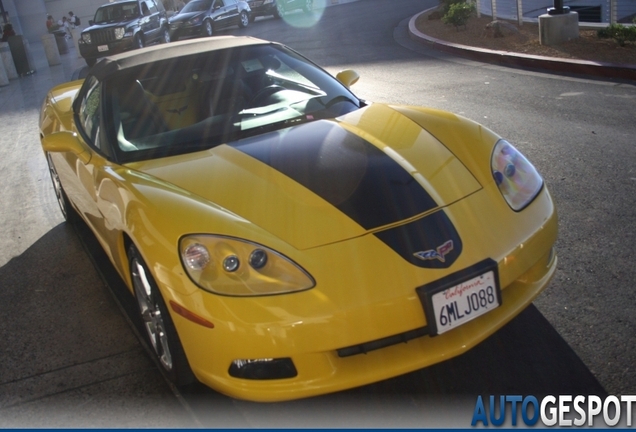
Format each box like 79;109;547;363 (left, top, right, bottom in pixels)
72;214;606;427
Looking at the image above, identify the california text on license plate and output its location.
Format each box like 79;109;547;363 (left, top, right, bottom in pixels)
416;259;502;336
98;45;109;52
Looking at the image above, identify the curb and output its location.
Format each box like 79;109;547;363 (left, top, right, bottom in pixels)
408;10;636;82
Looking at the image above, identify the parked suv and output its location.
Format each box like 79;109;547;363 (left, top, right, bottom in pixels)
78;0;170;67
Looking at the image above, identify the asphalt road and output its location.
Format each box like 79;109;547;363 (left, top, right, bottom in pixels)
1;0;634;427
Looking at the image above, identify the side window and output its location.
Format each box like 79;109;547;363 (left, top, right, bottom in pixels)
141;1;150;15
225;0;236;5
147;0;158;14
79;77;103;151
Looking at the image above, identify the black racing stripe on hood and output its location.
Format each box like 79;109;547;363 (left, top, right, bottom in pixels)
233;120;437;230
374;210;462;268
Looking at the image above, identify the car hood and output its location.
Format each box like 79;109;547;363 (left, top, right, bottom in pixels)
130;104;482;250
169;11;205;24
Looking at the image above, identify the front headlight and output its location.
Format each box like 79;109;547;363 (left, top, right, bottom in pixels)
81;33;92;44
491;139;543;211
114;27;125;39
180;235;315;296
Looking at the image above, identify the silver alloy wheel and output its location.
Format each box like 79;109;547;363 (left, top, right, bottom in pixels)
134;33;144;48
204;20;213;36
46;152;68;221
132;257;173;371
239;11;249;27
276;2;285;17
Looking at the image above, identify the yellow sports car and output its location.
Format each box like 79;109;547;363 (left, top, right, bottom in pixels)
39;36;557;402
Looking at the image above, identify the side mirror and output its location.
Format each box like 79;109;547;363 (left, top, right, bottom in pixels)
336;69;360;89
41;131;91;164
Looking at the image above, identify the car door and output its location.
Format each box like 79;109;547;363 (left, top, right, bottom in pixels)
211;0;238;29
56;76;129;273
144;0;162;42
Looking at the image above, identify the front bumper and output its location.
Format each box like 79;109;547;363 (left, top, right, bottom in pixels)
169;23;202;39
162;185;558;402
79;38;135;61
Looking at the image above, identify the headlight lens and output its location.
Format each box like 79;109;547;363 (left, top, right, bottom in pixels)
81;33;92;44
179;235;315;296
491;139;543;211
114;27;125;39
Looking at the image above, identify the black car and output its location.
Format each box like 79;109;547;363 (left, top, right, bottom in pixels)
78;0;169;67
246;0;312;21
168;0;250;40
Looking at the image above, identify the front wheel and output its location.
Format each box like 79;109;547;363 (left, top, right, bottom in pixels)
202;20;214;37
161;26;171;43
129;244;195;386
274;1;284;18
134;33;145;49
239;11;249;28
46;152;76;223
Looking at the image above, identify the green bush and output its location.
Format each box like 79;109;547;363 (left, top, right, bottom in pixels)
597;23;636;46
442;1;476;28
440;0;468;15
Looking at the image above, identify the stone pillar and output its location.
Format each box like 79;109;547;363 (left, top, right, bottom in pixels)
41;33;61;66
0;42;19;79
539;11;579;46
12;0;48;43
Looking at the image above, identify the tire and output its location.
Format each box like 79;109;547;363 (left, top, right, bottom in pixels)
274;1;284;18
129;244;195;386
161;26;171;43
46;152;76;223
302;0;313;13
202;19;214;37
239;11;249;28
134;33;145;49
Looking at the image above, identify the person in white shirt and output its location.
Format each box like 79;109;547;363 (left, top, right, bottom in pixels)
68;11;78;28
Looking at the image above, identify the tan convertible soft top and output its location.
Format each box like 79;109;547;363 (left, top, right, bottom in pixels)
90;35;273;80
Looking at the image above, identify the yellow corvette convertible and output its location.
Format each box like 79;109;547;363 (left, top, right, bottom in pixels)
39;36;557;402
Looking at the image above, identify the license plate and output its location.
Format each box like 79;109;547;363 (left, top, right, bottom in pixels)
417;259;501;336
98;45;109;52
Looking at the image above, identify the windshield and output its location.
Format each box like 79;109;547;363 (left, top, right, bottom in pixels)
106;44;362;163
181;0;213;13
94;2;140;23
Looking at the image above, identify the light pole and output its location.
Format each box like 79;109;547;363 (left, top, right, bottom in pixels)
547;0;570;15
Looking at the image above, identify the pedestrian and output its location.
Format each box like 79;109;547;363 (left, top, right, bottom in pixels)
68;11;78;28
46;15;55;31
59;16;71;39
1;23;16;42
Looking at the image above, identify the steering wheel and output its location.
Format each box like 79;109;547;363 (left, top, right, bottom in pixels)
250;85;285;107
